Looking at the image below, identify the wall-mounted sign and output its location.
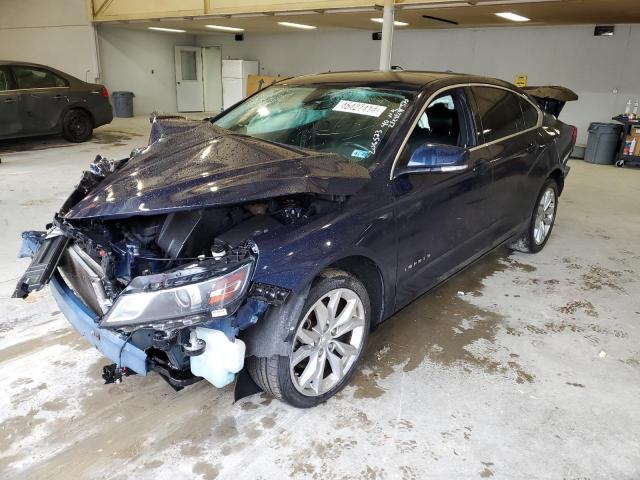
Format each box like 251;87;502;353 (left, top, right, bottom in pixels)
515;74;528;88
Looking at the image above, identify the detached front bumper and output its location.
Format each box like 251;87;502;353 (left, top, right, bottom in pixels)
50;273;148;375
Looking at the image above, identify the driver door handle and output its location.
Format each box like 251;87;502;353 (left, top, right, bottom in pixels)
4;98;15;104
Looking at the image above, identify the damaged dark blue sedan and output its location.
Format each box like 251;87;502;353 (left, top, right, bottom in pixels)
13;71;576;407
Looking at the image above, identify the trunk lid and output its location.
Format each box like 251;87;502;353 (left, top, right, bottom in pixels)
523;86;578;117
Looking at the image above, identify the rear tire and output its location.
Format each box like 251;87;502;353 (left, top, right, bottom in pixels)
62;109;93;142
507;178;558;253
247;269;370;408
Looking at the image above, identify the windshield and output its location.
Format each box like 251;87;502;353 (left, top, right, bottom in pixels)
214;85;413;166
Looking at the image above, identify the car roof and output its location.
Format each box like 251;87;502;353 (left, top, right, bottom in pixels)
281;70;514;91
0;60;52;68
0;60;84;84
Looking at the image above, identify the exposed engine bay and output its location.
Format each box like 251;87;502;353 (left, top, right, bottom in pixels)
60;193;328;307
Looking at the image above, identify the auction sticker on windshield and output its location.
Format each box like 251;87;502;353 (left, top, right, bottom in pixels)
333;100;387;117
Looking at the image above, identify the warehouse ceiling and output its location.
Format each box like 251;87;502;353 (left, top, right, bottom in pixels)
103;0;640;34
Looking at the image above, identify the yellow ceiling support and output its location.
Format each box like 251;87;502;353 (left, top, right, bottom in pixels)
91;0;206;22
89;0;463;22
205;0;379;16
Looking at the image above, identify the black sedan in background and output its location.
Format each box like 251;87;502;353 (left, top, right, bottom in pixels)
0;61;112;142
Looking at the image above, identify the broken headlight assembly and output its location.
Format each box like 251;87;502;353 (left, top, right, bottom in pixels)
100;260;253;330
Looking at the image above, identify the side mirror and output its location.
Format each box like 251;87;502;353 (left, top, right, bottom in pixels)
395;144;470;177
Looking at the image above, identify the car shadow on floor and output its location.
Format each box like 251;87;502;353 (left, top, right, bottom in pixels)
0;130;144;154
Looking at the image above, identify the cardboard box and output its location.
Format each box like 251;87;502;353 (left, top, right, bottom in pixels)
246;75;287;96
627;126;640;156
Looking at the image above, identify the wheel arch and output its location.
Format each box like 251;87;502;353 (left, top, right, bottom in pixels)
548;167;565;195
326;255;386;327
61;104;96;128
242;253;387;358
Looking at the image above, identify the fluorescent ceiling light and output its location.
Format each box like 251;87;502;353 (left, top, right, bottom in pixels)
495;12;531;22
148;27;186;33
205;24;244;32
371;18;409;26
277;21;317;30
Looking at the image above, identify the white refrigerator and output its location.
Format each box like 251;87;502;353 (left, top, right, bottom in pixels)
222;59;259;110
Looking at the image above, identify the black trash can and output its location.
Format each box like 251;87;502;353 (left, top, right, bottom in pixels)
112;91;135;118
584;122;622;165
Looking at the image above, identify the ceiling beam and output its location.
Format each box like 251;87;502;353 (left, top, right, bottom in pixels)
89;0;481;22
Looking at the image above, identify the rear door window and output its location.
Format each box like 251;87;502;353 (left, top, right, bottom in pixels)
12;67;68;89
471;86;524;143
519;96;540;129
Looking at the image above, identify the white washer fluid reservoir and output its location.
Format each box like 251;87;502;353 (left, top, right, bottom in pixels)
189;328;246;388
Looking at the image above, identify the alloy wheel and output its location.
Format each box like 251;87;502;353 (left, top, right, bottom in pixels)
533;187;556;245
290;288;366;396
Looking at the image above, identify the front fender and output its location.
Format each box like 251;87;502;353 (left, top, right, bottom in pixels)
244;200;396;357
252;206;395;296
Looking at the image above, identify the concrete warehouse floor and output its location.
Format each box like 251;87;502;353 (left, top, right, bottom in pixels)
1;118;639;480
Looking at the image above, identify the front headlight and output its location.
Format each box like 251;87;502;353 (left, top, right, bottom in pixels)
100;262;252;329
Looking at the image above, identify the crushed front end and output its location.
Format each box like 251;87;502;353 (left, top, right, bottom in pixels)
12;166;306;391
14;212;282;390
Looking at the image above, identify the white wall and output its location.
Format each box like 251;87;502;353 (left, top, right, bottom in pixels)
2;3;636;142
0;0;98;82
98;26;196;114
197;25;640;145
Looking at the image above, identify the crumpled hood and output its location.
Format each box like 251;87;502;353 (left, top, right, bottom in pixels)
65;120;371;220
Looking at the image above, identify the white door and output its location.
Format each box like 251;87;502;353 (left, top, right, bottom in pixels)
202;46;222;113
175;46;204;112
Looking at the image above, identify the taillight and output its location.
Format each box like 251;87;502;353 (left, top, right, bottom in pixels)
100;86;109;99
570;125;577;146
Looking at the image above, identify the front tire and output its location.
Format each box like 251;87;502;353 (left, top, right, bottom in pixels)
247;270;371;408
507;178;558;253
62;109;93;142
